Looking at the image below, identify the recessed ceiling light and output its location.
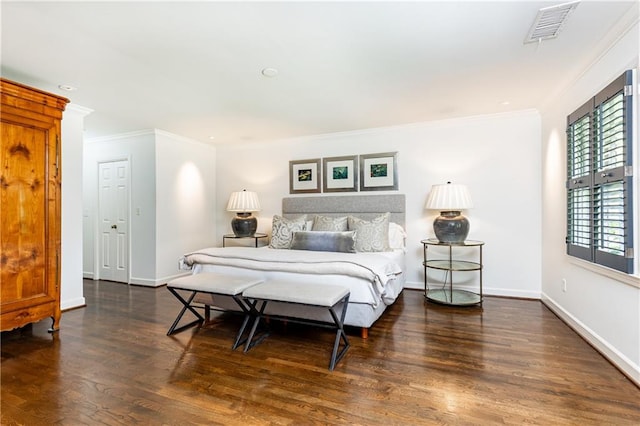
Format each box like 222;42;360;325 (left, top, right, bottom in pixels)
261;67;278;77
58;84;77;91
208;136;216;140
501;101;511;106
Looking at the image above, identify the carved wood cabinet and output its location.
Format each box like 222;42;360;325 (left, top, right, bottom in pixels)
1;78;69;332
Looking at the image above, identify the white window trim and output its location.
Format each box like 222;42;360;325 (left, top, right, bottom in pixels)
568;256;640;289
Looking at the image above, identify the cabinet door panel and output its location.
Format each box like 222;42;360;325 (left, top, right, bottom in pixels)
1;123;50;302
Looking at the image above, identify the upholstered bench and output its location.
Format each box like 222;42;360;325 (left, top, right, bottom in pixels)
242;280;351;371
166;273;263;349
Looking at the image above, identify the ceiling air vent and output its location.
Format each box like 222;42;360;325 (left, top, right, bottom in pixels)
524;1;580;44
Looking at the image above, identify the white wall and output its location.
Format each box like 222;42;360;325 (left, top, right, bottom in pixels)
83;130;157;282
61;104;92;310
540;16;640;384
83;129;217;286
216;110;542;298
155;130;217;282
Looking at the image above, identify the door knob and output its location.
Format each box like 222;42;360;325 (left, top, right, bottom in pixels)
111;224;117;229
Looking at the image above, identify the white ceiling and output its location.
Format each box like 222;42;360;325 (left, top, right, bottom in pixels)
1;1;637;145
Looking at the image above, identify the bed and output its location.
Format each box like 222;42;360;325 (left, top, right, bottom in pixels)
180;194;406;338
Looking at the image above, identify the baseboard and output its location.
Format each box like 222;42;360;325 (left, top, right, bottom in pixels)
129;272;191;287
403;281;540;299
83;271;94;279
541;292;640;387
61;297;86;310
129;277;164;287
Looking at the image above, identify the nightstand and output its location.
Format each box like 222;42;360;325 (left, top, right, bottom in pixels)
223;233;268;248
421;238;484;306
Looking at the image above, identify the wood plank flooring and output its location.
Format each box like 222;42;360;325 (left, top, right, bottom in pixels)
2;280;639;425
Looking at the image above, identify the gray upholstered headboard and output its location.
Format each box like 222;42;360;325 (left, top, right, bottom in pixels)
282;194;405;227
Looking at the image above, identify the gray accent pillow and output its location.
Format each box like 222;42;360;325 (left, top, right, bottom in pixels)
348;213;391;252
290;231;356;253
269;215;307;249
311;215;348;232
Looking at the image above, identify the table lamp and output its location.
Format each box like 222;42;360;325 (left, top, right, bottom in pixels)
424;182;473;243
227;190;261;237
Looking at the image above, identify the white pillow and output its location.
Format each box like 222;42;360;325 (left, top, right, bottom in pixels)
347;213;391;252
311;215;348;232
269;215;307;249
389;222;407;251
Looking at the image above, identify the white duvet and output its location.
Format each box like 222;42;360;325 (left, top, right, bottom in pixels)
180;247;403;306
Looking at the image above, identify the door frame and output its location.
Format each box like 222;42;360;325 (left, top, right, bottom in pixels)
94;157;131;283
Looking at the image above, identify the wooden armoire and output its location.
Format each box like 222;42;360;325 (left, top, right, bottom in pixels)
1;78;69;332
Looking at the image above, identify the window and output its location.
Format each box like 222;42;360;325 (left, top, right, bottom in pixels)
566;70;634;273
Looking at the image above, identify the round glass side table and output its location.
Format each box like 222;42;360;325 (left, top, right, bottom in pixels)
421;238;484;306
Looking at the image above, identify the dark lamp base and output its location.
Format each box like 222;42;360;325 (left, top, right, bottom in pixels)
433;211;469;243
231;213;257;237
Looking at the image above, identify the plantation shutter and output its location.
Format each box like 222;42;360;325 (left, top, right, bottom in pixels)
566;101;593;262
566;70;634;273
592;72;633;272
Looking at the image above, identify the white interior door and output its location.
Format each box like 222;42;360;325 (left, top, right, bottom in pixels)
98;160;129;283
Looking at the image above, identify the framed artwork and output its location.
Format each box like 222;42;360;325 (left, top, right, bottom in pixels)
359;152;398;191
323;155;358;192
289;158;321;194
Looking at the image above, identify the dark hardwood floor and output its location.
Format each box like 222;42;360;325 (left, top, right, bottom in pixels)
2;280;639;425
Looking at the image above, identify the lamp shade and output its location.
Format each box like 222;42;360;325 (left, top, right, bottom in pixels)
226;190;261;213
424;182;473;211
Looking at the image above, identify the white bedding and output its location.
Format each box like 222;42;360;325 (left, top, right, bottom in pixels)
181;247;404;308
